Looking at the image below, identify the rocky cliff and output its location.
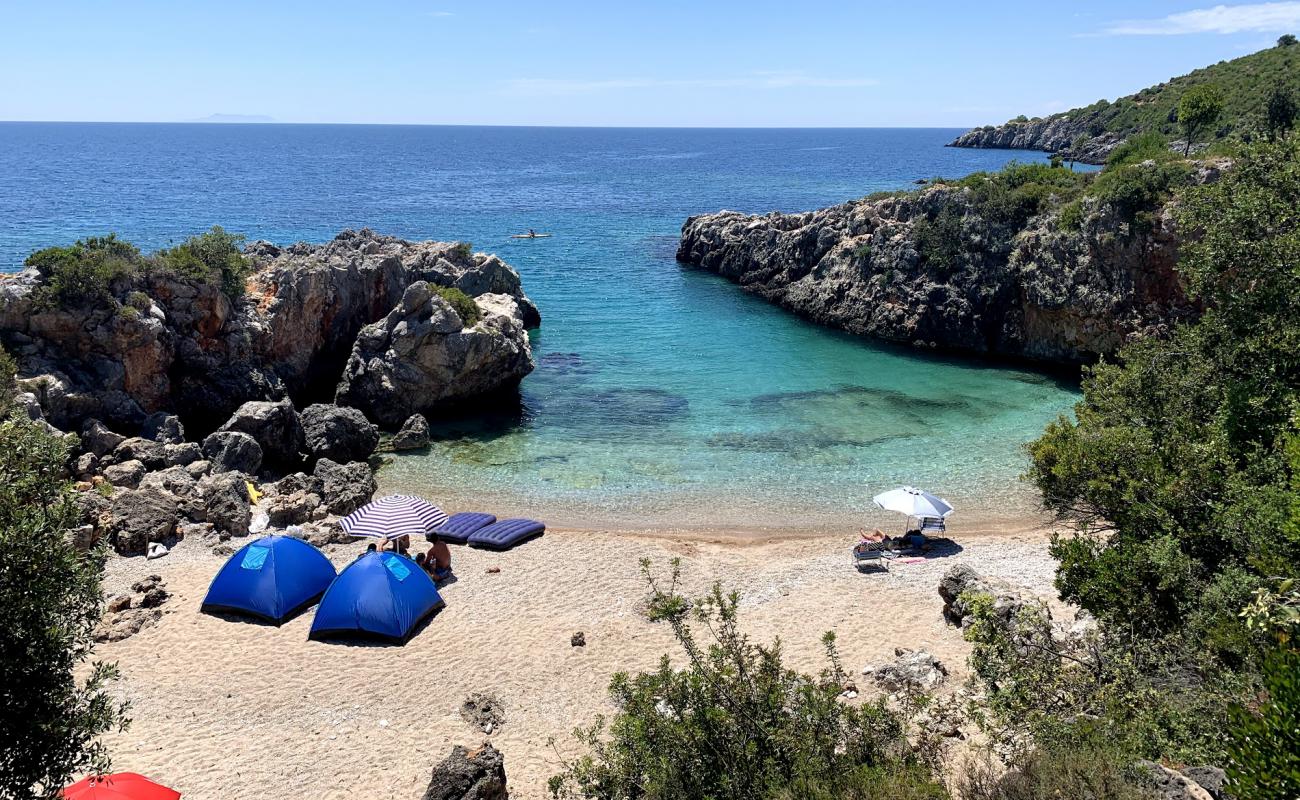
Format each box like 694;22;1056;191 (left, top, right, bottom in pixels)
677;178;1197;365
0;228;540;433
948;120;1123;165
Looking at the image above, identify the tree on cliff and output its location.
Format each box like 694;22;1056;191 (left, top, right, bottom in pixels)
0;351;129;799
1178;84;1225;155
1266;82;1298;141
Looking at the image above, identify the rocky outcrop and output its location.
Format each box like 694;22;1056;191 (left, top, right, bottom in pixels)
677;175;1197;364
0;229;539;433
217;399;304;468
949;118;1123;164
300;403;379;464
422;744;508;800
335;283;534;427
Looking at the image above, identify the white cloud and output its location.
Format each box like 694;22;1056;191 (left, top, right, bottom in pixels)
423;10;454;17
1103;1;1300;35
503;72;877;96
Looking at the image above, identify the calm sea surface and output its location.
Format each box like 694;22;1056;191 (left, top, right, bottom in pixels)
0;123;1079;531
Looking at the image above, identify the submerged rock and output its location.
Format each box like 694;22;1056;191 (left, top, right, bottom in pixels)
335;282;534;427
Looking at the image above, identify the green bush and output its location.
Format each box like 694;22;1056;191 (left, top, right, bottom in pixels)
452;241;473;259
957;732;1153;800
433;286;482;327
154;226;251;298
912;206;966;275
1227;646;1300;800
26;234;143;310
548;559;946;800
0;394;128;796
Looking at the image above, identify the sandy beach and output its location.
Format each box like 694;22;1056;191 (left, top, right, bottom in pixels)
92;512;1062;800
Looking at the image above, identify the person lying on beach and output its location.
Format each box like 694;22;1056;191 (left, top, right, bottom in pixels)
859;528;890;543
424;534;453;581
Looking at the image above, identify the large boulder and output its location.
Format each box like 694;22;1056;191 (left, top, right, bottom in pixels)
201;430;263;475
1137;761;1217;800
300;403;379;463
313;458;376;515
103;459;146;488
81;419;125;458
105;489;180;556
335;283;534;427
863;648;948;693
391;413;430;450
197;471;252;536
218;399;304;468
422;744;507;800
111;437;168;470
938;564;1041;628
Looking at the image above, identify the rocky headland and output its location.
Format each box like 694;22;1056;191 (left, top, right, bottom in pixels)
677;167;1204;365
948;119;1122;165
0;228;540;560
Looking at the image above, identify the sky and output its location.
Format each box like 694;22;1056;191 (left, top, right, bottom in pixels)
2;1;1298;127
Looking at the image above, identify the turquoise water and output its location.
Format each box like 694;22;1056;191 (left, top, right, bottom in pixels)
0;124;1080;530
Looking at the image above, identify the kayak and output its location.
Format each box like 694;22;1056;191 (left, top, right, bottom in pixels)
510;233;552;239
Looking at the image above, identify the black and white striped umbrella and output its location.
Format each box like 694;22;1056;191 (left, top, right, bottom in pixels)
340;495;449;541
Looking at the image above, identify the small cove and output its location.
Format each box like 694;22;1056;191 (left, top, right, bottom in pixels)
0;123;1082;530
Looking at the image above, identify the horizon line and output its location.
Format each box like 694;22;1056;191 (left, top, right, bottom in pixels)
0;119;985;131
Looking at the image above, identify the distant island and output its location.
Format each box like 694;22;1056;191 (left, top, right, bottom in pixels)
191;113;276;123
951;36;1300;163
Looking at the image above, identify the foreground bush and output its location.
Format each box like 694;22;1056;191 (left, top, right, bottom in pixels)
548;559;946;800
0;350;128;798
956;730;1152;800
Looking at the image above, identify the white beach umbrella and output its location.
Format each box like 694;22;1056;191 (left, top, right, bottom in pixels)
872;486;953;519
340;495;449;541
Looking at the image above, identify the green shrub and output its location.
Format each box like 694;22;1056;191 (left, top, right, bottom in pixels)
116;305;140;321
912;206;966;275
548;559;946;800
125;291;151;311
26;235;143;310
433;286;482;327
1226;646;1300;800
452;241;473;259
1056;199;1085;231
957;731;1153;800
0;413;128;797
853;243;872;261
154;226;251;298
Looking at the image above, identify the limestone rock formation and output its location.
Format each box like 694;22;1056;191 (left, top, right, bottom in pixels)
677;178;1196;364
217;399;304;468
335;283;534;427
0;229;539;433
949;119;1123;164
300;403;379;464
313;458;376;516
202;431;263;475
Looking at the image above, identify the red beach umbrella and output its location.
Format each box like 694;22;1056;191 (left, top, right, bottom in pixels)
62;773;180;800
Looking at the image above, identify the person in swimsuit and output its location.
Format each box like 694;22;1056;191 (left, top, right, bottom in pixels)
424;533;453;581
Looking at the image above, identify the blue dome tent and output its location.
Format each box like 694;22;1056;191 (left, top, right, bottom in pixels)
201;535;337;625
309;551;444;644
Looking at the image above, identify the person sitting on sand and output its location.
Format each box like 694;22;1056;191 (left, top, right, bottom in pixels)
366;542;378;553
424;533;453;581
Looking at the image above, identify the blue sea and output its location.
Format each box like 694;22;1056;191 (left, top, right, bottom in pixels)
0;123;1079;531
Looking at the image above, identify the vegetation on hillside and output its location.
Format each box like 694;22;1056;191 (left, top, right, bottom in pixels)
25;226;252;311
984;38;1300;147
1017;137;1300;789
0;349;129;797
